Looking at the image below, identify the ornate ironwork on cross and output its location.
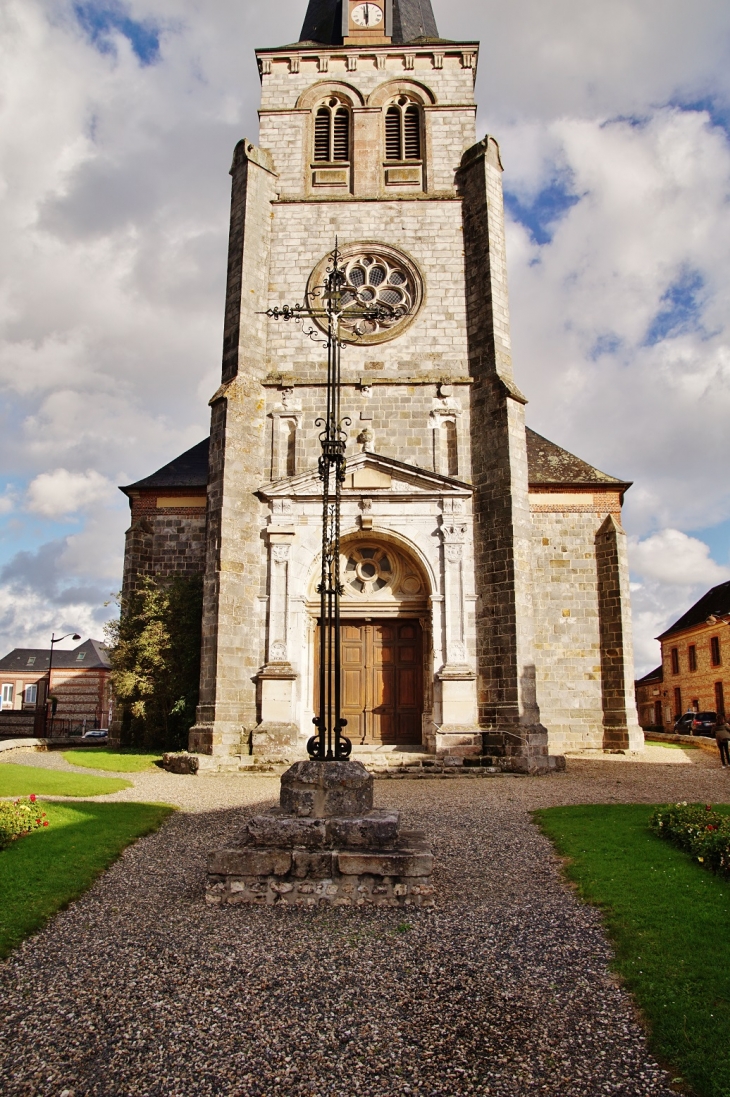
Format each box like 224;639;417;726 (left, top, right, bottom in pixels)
264;241;407;761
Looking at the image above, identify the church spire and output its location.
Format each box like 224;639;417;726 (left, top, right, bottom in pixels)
299;0;440;46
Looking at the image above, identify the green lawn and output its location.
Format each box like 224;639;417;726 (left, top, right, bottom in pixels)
0;800;174;957
0;763;131;797
650;741;699;750
63;748;163;773
535;804;730;1097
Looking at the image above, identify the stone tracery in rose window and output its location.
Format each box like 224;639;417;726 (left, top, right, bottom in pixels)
339;544;424;602
307;242;423;345
337;254;414;338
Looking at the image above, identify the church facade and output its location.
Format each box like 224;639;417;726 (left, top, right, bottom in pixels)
120;0;643;771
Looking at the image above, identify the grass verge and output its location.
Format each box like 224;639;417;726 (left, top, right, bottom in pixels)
0;800;174;957
0;763;131;797
62;748;163;773
535;804;730;1097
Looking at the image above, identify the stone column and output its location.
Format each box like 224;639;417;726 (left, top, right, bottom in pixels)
458;135;550;773
596;515;644;751
252;532;300;760
436;518;480;758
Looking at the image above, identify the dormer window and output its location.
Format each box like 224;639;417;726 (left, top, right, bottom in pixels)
314;99;350;162
385;97;421;161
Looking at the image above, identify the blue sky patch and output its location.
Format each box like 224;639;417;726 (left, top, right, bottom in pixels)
590;333;623;360
644;267;706;346
668;97;730;139
73;2;161;65
504;178;581;246
689;517;730;569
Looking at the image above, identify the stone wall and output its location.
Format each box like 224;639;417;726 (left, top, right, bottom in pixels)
459;136;548;773
530;501;615;752
189;140;280;756
122;492;207;597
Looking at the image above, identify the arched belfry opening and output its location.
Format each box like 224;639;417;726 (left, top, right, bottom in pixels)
305;533;432;746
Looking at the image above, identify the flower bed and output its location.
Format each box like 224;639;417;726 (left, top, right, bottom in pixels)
649;802;730;877
0;795;48;850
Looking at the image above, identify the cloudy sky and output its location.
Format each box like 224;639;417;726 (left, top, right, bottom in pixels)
0;0;729;672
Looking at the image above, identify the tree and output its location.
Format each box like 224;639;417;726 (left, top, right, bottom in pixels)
105;575;203;750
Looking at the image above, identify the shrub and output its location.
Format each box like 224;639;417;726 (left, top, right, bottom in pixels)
105;575;203;752
649;802;730;877
0;796;49;850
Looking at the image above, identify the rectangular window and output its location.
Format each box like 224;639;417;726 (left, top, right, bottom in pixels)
671;647;679;674
688;644;697;671
711;636;721;666
674;686;682;717
24;684;37;705
76;651;86;662
715;681;725;719
692;699;699;711
1;683;13;707
26;655;36;666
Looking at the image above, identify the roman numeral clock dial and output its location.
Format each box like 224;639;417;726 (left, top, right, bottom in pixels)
352;3;383;27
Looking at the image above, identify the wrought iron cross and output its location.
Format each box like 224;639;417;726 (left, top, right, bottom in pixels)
265;242;405;761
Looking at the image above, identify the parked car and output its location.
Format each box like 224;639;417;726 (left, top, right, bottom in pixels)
674;712;717;736
81;728;108;742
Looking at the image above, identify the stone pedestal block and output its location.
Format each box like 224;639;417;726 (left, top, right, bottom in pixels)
434;727;483;758
250;722;300;759
206;759;434;908
280;759;374;818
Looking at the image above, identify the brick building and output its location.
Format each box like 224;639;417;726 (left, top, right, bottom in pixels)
0;639;112;736
655;580;730;729
120;0;643;770
635;665;663;730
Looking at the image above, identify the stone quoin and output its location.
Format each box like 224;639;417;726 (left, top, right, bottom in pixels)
119;0;643;770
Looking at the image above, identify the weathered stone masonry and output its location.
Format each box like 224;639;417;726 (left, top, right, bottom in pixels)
120;0;643;766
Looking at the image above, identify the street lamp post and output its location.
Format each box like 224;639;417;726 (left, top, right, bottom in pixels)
265;242;406;762
47;632;81;736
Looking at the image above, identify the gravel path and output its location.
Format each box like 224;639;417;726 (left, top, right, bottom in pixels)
1;747;728;1096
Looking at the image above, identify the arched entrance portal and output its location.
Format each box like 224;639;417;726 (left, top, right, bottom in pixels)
308;535;431;747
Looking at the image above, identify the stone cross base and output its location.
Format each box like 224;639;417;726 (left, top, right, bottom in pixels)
205;759;435;908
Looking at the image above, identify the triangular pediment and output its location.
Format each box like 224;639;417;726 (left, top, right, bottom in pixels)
260;450;471;499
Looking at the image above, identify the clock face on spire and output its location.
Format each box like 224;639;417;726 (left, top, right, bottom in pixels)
351;3;383;27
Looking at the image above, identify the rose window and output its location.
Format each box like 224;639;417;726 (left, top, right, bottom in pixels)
343;546;393;595
337;255;414;338
308;242;423;345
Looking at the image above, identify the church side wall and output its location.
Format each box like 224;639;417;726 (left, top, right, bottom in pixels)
121;493;207;597
530;495;644;754
530;508;605;753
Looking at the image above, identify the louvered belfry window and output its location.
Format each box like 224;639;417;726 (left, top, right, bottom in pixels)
384;96;422;161
313;99;350;162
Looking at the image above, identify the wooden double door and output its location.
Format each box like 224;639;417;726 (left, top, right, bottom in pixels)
317;619;423;745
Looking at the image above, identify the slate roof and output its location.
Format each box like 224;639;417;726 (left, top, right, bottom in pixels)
298;0;440;46
120;439;209;495
120;431;629;496
525;429;631;490
635;665;663;685
657;581;730;641
0;639;111;673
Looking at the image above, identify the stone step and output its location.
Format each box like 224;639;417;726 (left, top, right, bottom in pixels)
171;752;503;778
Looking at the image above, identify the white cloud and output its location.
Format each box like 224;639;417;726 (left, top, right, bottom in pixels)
1;0;730;676
26;468;114;518
504;106;730;534
629;529;730;586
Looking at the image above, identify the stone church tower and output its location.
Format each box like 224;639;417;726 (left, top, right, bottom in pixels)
120;0;643;770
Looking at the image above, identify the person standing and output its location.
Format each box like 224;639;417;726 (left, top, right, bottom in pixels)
715;718;730;767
